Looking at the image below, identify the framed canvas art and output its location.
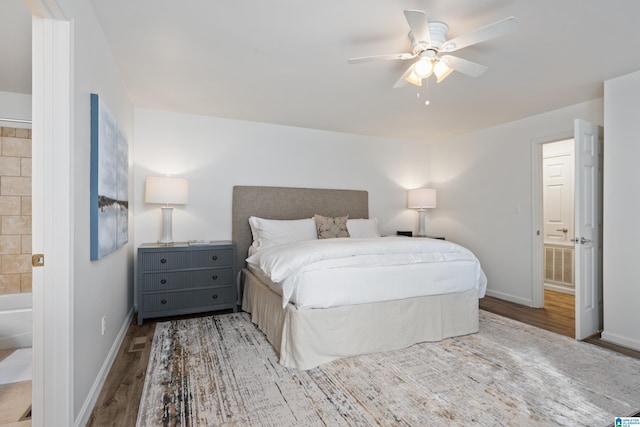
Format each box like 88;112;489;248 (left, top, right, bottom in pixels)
90;93;129;260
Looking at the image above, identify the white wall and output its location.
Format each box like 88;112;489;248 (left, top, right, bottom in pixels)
430;99;603;306
601;70;640;351
133;109;432;250
0;90;31;127
60;0;135;422
134;100;607;312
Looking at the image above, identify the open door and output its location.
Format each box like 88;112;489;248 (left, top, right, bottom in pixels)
573;119;603;340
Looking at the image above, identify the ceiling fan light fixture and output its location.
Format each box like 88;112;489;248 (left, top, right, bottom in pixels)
434;60;454;83
414;58;434;78
349;10;519;89
404;70;423;87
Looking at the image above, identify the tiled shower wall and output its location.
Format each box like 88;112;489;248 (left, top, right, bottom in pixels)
0;127;31;295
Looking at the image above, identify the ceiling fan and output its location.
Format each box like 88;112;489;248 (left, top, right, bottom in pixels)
348;10;519;88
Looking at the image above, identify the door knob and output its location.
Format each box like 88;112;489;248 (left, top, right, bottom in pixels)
573;237;592;244
556;228;568;233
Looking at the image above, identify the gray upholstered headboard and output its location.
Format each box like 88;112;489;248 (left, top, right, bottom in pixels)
232;186;369;268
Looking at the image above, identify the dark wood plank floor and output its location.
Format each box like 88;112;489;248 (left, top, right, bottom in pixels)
480;289;575;338
89;293;640;426
86;316;157;427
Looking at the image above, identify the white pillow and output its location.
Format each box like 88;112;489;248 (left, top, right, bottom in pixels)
346;218;381;238
248;217;318;251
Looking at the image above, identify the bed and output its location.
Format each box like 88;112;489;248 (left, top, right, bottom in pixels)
232;185;486;370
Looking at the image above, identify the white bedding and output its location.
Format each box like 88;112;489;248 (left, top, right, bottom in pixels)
246;236;487;309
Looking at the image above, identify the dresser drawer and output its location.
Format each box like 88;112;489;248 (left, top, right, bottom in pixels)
139;248;233;271
140;267;233;292
142;287;235;313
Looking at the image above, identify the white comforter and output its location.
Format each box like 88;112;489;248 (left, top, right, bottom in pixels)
246;236;487;307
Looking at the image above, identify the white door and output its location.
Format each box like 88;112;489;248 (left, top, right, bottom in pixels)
574;119;603;340
543;141;574;245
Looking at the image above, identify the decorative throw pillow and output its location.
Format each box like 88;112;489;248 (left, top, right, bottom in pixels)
314;214;350;239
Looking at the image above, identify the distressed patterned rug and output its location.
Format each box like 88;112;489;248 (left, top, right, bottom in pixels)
137;311;640;426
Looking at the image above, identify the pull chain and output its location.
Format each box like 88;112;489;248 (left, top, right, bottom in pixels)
416;78;431;106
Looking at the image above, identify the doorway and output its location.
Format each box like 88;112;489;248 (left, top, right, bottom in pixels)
542;139;575;296
531;119;603;341
0;1;34;424
541;138;576;337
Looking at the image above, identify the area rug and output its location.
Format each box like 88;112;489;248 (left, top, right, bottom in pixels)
136;311;640;426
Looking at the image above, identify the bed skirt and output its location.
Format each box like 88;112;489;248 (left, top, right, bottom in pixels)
241;269;479;370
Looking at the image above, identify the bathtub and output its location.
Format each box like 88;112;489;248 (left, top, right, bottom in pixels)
0;293;32;350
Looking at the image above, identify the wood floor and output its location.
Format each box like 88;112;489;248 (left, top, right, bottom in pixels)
480;289;575;338
88;292;640;426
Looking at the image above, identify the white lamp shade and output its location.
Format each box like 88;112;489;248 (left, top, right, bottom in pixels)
414;59;434;78
145;176;189;205
434;60;454;83
407;188;437;209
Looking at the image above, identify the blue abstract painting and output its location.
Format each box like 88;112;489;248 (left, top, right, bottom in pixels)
90;94;129;260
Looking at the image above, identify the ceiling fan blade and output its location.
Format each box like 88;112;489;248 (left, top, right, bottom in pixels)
440;16;519;52
404;9;431;44
439;55;488;77
393;63;419;88
347;53;416;64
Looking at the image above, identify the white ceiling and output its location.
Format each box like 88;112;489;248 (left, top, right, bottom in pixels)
4;0;640;141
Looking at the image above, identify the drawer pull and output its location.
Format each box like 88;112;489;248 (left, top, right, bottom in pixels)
160;258;167;264
161;299;167;305
160;279;167;284
212;294;218;299
212;275;218;280
212;255;218;261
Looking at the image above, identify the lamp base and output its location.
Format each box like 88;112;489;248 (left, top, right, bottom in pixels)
158;206;174;245
417;209;427;237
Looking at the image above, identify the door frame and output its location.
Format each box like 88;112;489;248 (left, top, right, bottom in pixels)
531;124;603;336
531;131;574;308
27;0;74;425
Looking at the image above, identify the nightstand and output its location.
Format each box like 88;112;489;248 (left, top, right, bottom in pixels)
137;241;237;325
396;231;445;240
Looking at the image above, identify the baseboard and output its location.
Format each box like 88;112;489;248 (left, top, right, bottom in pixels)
74;307;134;427
484;289;532;307
543;283;575;295
600;330;640;353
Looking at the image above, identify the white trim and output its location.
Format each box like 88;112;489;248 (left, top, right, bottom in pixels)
484;289;532;307
31;12;74;427
600;331;640;353
75;308;134;427
530;141;543;308
543;283;575;295
0;118;32;124
530;131;573;309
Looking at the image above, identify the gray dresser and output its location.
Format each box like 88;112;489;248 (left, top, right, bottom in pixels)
137;241;237;325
